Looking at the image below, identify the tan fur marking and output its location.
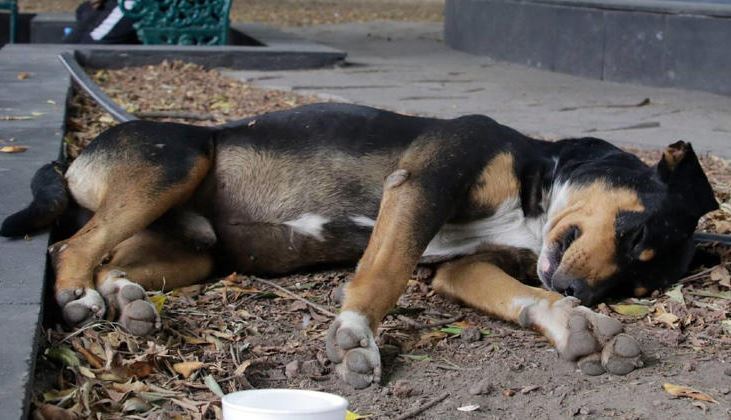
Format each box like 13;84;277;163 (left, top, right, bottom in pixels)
638;249;655;262
469;152;520;210
54;156;212;294
342;139;443;331
547;181;644;287
433;255;561;324
633;286;649;298
95;230;213;291
343;180;425;331
662;146;685;170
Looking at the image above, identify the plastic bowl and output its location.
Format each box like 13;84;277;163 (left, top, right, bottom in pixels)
222;389;349;420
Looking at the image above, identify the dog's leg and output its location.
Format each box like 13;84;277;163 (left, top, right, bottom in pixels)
432;255;643;376
325;137;478;388
49;152;211;330
93;230;214;335
326;169;433;389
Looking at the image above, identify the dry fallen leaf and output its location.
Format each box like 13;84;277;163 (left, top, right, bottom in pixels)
415;330;448;348
0;145;28;153
173;361;204;378
34;404;78;420
346;410;369;420
204;375;225;398
521;385;540;394
710;265;731;288
125;360;156;378
17;72;30;80
149;294;166;313
610;304;650;317
654;312;680;329
663;383;718;403
665;284;685;306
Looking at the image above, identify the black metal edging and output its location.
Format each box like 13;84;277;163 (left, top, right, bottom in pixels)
57;52;137;123
694;232;731;246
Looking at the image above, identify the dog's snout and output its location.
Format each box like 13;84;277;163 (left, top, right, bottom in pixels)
551;273;589;300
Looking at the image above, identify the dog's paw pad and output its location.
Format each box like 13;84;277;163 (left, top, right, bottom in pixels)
577;353;605;376
326;311;381;389
601;333;643;375
98;270;160;336
57;288;106;327
563;314;601;359
119;299;160;336
527;297;643;376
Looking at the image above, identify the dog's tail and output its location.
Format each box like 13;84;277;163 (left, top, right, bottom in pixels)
1;161;70;237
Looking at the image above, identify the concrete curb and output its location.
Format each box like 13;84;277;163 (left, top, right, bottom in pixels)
444;0;731;95
0;44;68;420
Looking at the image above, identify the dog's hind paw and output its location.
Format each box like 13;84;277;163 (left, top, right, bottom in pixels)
98;270;161;336
325;310;381;389
57;287;106;327
521;296;643;376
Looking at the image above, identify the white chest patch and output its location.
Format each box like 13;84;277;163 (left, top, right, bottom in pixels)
422;197;546;257
284;213;330;241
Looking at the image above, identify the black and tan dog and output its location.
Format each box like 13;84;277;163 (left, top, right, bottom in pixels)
1;103;718;388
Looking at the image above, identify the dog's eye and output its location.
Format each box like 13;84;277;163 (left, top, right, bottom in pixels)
627;226;647;257
560;225;581;252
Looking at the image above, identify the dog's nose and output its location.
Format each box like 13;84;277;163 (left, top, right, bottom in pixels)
551;272;588;298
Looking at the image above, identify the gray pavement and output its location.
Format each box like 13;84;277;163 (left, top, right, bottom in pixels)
223;21;731;157
0;44;68;420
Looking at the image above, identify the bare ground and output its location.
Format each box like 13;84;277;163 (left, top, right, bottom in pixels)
31;63;731;419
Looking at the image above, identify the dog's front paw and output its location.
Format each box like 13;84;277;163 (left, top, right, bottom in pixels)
56;287;106;327
98;270;160;336
325;311;381;389
521;297;642;376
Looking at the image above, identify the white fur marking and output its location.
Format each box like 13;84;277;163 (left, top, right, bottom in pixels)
337;310;370;331
66;155;108;211
350;215;376;228
98;274;138;296
422;196;546;257
537;181;572;275
284;213;330;241
72;288;106;317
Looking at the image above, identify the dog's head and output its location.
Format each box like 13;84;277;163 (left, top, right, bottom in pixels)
538;141;718;305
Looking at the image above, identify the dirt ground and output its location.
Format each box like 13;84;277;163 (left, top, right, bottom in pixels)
18;0;444;27
31;63;731;420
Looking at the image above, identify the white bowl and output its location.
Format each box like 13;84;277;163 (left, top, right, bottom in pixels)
222;389;349;420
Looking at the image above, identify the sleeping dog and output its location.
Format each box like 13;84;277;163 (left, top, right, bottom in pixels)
1;103;718;388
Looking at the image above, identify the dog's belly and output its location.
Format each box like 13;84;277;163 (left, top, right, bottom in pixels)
207;144;398;273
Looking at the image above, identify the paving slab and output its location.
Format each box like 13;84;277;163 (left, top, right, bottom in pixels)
0;303;43;419
223;21;731;157
0;44;68;420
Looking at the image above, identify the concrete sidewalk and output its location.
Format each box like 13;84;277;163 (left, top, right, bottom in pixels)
224;21;731;157
0;44;69;420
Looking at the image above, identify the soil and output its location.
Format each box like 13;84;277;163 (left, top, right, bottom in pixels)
32;63;730;419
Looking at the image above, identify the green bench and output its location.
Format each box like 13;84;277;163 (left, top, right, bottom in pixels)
0;0;17;43
118;0;232;45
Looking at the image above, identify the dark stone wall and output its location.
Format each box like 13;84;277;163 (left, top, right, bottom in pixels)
444;0;731;95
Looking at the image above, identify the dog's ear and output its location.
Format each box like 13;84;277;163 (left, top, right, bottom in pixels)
656;141;718;217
